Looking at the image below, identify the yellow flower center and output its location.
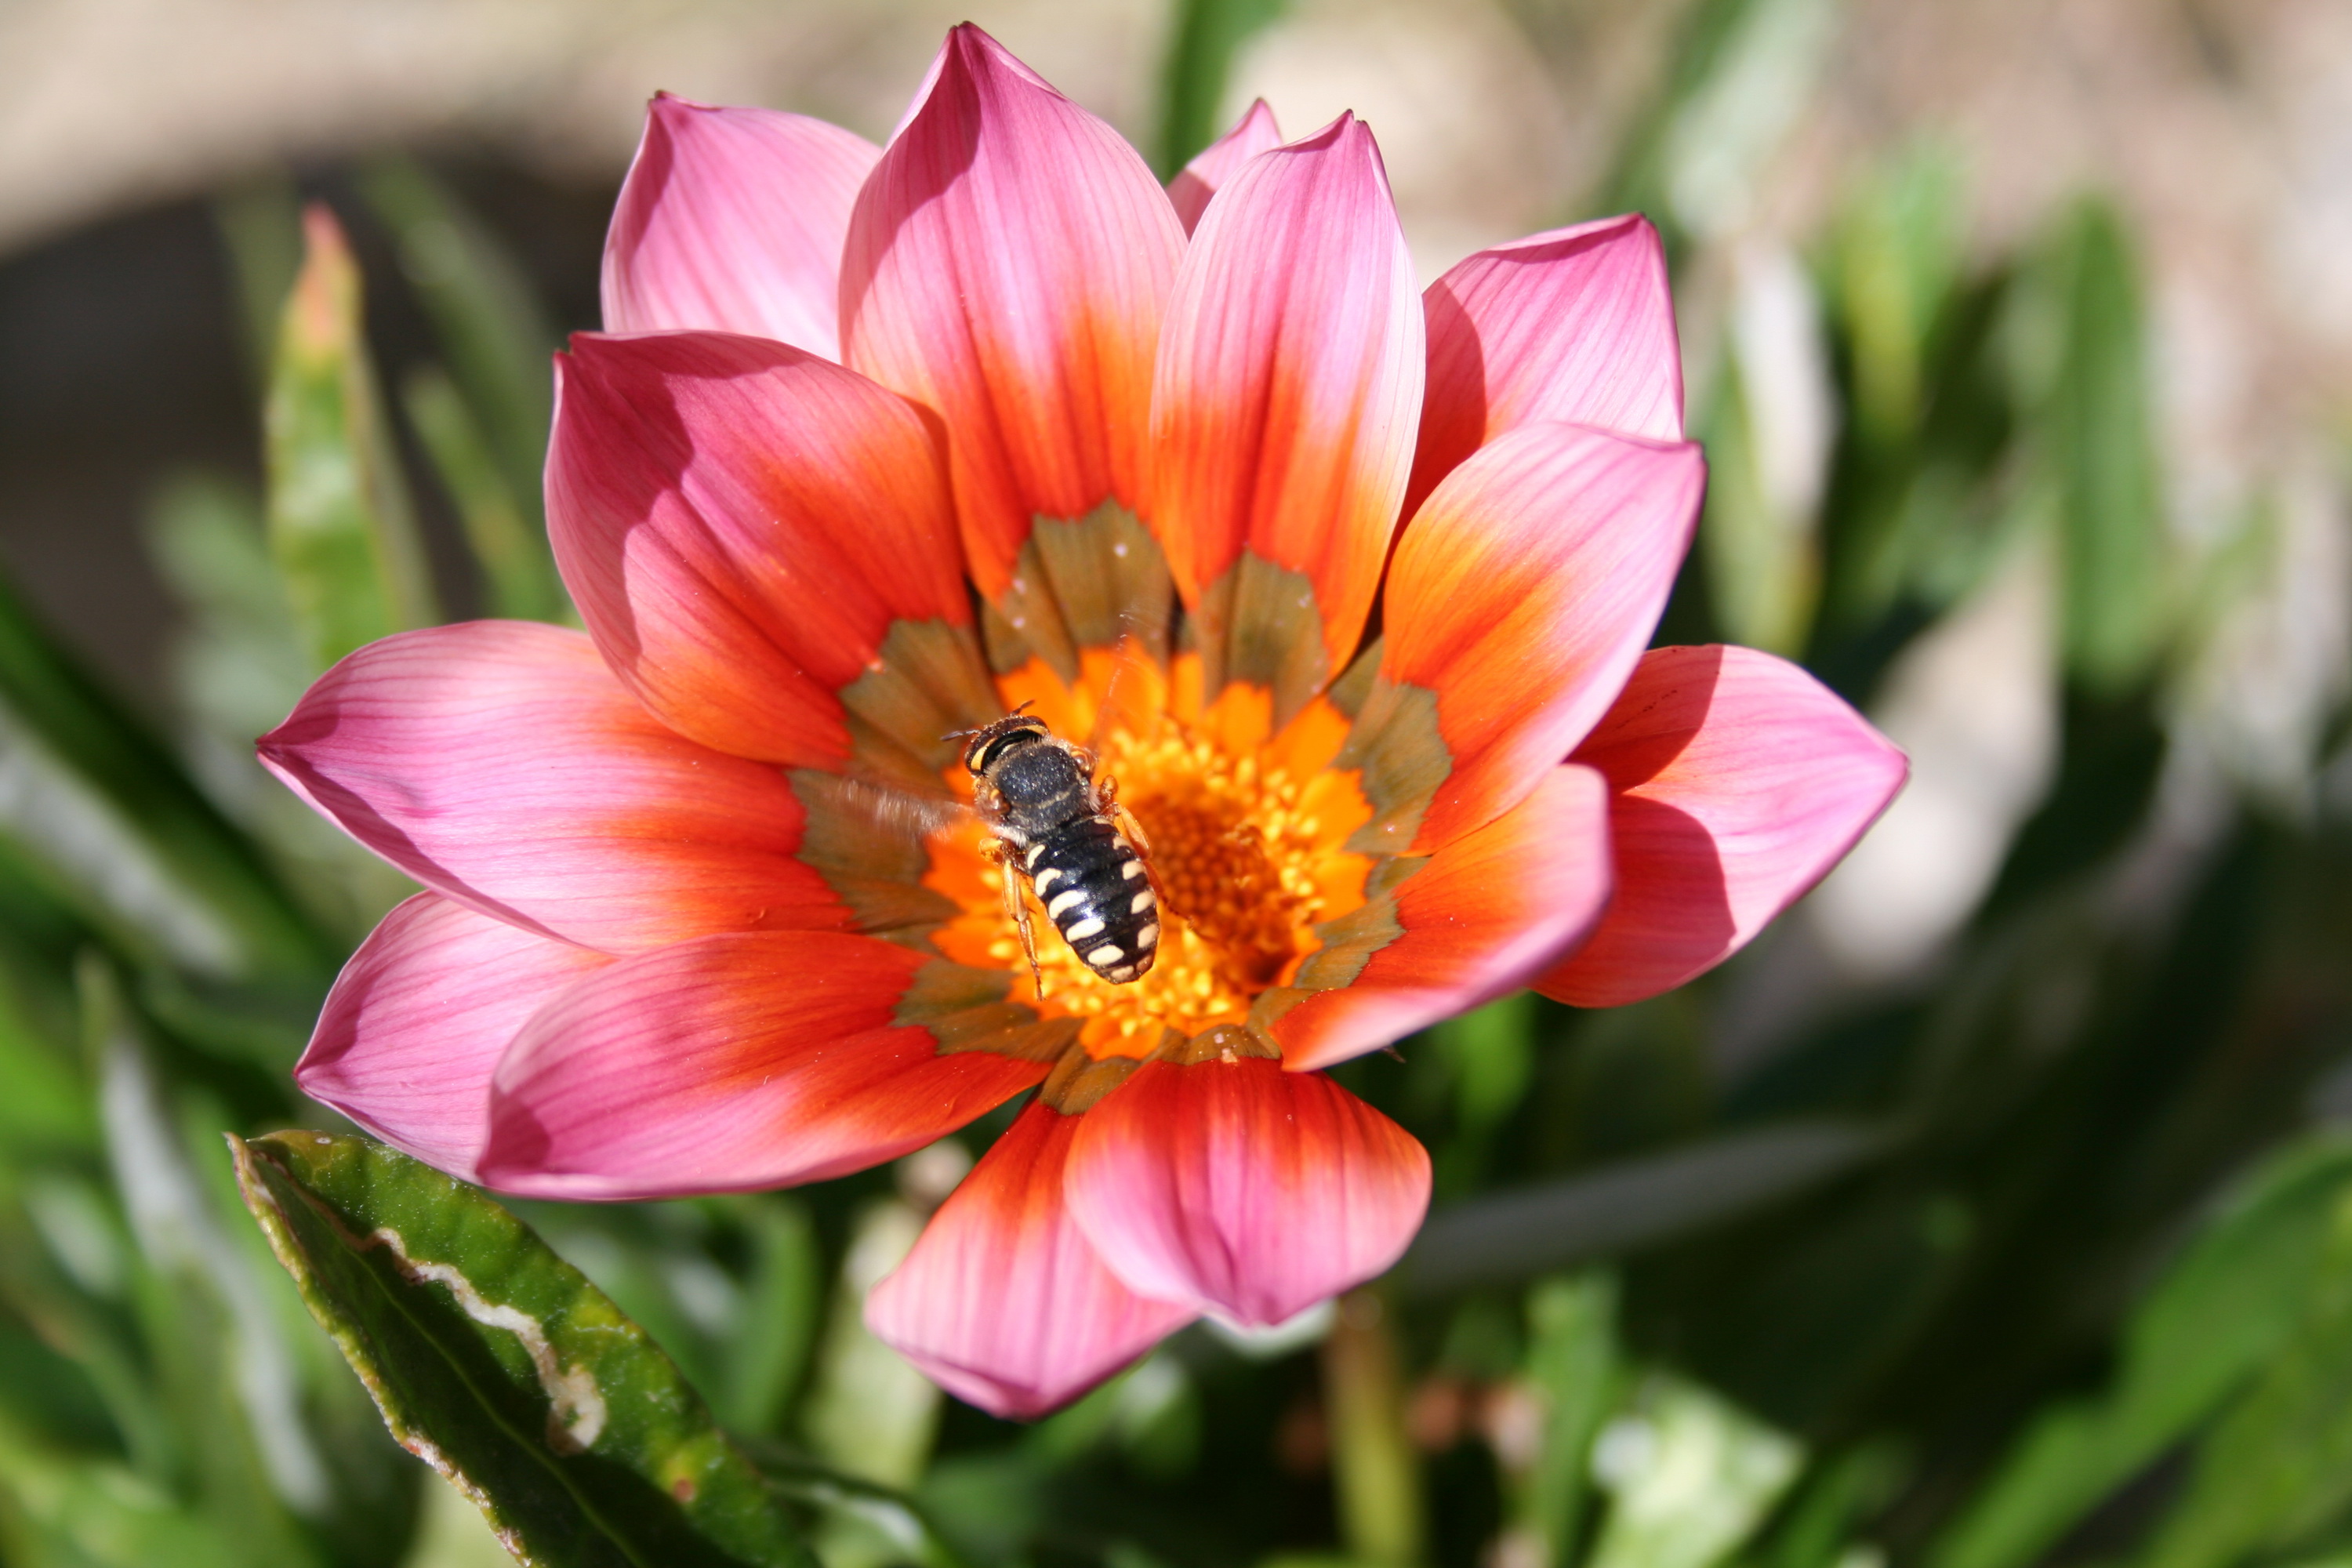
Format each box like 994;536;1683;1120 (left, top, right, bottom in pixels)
926;651;1374;1058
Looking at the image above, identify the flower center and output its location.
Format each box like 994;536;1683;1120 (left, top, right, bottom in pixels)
923;652;1375;1059
980;717;1327;1049
1117;728;1324;991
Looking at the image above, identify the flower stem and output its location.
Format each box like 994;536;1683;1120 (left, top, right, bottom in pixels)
1323;1288;1424;1567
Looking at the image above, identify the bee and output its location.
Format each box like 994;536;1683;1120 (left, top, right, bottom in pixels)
952;706;1164;985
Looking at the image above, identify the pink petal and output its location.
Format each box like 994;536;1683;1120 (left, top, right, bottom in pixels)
1152;113;1423;713
1065;1045;1429;1326
1407;214;1684;518
1266;764;1614;1071
547;330;981;767
1365;421;1704;853
1541;646;1908;1007
840;24;1184;603
601;95;880;358
479;935;1055;1200
295;894;612;1181
257;622;844;953
866;1098;1195;1417
1166;99;1282;234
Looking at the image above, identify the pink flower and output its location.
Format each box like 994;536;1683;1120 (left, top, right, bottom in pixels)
262;26;1905;1418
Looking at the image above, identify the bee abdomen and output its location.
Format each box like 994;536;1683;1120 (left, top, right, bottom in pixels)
1025;815;1160;984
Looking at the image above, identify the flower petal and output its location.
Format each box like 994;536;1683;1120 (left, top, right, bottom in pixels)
1350;421;1704;855
1406;214;1682;518
547;330;992;771
866;1097;1195;1417
601;95;881;358
1166;99;1282;234
257;621;844;952
1263;763;1613;1071
1065;1040;1429;1325
1541;645;1908;1007
479;935;1066;1200
1152;113;1424;720
295;894;612;1181
840;24;1184;609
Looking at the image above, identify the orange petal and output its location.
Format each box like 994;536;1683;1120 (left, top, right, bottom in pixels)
1407;213;1682;518
548;330;987;770
296;894;612;1182
601;95;880;357
1265;764;1613;1070
1065;1044;1429;1325
258;622;847;953
840;24;1184;604
1166;99;1283;234
1151;113;1423;718
1361;421;1704;853
478;936;1058;1199
1541;646;1908;1007
866;1097;1195;1417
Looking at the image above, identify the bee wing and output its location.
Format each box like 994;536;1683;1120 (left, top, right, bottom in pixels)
791;771;975;843
1086;600;1174;759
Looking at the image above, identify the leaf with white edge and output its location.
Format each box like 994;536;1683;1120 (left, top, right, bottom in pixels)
229;1130;815;1568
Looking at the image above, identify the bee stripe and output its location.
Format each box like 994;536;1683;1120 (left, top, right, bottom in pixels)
1120;858;1145;880
1034;866;1062;893
1065;916;1106;941
1047;888;1085;918
1130;889;1155;913
1089;946;1125;965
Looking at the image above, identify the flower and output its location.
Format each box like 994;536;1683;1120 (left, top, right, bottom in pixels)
260;25;1906;1418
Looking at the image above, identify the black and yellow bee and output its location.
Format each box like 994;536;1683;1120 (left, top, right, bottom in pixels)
952;707;1163;985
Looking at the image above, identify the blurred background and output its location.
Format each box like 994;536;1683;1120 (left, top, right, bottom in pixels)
2;0;2350;1565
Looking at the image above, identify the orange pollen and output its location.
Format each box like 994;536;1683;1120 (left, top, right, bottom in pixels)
970;717;1332;1048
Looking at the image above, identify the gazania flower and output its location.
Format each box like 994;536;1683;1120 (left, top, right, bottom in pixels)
263;26;1904;1417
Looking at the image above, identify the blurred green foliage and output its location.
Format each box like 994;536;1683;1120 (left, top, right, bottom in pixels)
2;0;2350;1565
1154;0;1290;176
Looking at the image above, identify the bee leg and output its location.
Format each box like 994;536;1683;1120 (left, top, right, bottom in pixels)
986;840;1044;992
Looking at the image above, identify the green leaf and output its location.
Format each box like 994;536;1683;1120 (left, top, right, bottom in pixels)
2034;198;2165;693
1587;1375;1803;1568
800;1199;939;1490
1696;285;1824;658
0;560;326;981
1509;1273;1623;1567
716;1200;823;1439
212;176;305;392
403;367;570;623
1933;1133;2352;1568
1824;147;1965;449
2139;1179;2352;1568
358;158;560;524
0;1408;251;1568
746;1446;971;1568
1401;1121;1895;1295
230;1130;816;1568
1425;992;1538;1196
84;957;398;1568
1755;1444;1908;1568
1602;0;1838;244
265;204;438;670
1155;0;1290;176
144;474;418;948
145;474;310;740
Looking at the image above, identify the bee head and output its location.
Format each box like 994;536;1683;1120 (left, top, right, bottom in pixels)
949;707;1050;777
